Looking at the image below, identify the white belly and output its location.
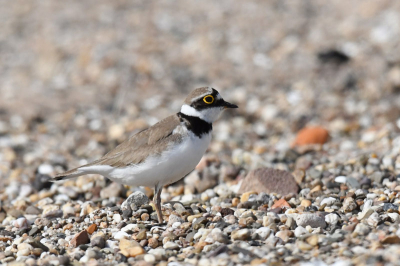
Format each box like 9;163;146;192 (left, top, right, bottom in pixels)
81;132;211;187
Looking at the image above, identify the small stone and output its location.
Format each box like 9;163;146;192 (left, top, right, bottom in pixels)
275;230;293;242
325;213;339;226
306;235;319;246
25;206;42;215
254;227;271;240
121;191;150;210
144;254;156;263
28;227;40;236
87;224;97;234
168;214;184;226
148;238;158;248
381;235;400;244
232;198;240;207
113;214;122;223
293;126;329;146
17;248;31;257
292;169;305;184
241;191;258;203
271;198;291;209
70;230;90;247
294;226;308;237
301;199;311;207
91;236;106;248
119;239;145;257
297;241;314;251
220;208;235;217
335;176;347;184
231;229;251;241
354;223;370;236
164;241;180;250
114;231;130;240
320;197;336;206
342;197;357;212
296;213;326;228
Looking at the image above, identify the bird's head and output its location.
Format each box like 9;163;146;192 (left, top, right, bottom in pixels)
180;87;238;123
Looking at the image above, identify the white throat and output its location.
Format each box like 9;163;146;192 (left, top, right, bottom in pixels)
180;104;222;123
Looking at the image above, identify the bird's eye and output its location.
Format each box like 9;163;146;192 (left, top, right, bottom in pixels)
203;95;214;104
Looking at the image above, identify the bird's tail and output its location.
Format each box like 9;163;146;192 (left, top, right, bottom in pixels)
52;167;84;181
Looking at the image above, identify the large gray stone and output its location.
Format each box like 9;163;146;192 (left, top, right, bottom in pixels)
238;168;299;195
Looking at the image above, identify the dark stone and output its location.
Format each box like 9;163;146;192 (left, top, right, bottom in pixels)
0;230;14;237
237;201;261;209
214;221;229;229
220;208;235;217
192;217;207;229
238;168;299;195
31;240;49;252
56;233;66;239
91;236;106;248
25;206;42;215
78;244;89;250
117;222;127;229
58;255;70;266
304;206;318;212
33;174;53;191
207;244;228;258
382;203;399;212
269;207;282;214
16;228;29;235
317;49;350;65
115;253;127;263
326;180;340;189
109;206;120;212
360;177;372;189
256;192;270;203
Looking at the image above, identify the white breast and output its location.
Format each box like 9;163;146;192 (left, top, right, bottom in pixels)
80;131;212;187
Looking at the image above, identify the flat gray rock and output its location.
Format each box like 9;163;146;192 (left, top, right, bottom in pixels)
239;168;299;195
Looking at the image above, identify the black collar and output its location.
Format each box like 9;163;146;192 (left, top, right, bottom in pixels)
177;112;212;138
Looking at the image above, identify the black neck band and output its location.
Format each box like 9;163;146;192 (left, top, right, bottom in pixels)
177;112;212;138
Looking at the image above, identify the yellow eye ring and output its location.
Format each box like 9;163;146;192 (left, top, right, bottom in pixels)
203;95;214;104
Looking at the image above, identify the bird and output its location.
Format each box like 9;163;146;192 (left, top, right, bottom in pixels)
54;87;238;223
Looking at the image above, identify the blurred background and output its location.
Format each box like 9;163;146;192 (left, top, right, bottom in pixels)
1;0;400;183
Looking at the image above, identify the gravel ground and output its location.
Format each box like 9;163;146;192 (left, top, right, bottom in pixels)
2;1;400;265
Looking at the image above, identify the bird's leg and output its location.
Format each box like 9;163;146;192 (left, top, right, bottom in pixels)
154;183;163;223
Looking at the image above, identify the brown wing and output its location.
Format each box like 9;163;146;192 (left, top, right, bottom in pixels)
86;114;183;167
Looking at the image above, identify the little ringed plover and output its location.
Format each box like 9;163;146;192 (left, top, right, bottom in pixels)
54;87;238;223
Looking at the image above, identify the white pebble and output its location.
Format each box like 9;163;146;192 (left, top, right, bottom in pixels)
325;213;339;226
113;231;129;240
113;214;122;223
335;176;347;183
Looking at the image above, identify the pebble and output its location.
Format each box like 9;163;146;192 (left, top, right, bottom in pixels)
231;229;251;241
121;191;150;210
70;230;90;247
296;213;326;228
119;239;145;257
325;213;339;226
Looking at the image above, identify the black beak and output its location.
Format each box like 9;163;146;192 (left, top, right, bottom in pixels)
222;100;238;109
